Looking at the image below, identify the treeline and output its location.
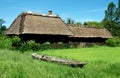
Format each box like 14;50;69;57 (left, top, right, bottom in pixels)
65;18;103;27
66;0;120;37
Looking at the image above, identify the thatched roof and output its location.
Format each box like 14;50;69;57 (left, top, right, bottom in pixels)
6;12;73;36
67;24;113;38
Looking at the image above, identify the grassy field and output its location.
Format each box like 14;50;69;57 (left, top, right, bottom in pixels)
0;47;120;78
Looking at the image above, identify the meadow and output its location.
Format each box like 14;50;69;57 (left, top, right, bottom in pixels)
0;47;120;78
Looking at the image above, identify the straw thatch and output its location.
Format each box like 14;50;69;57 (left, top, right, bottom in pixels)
67;24;112;38
6;12;73;36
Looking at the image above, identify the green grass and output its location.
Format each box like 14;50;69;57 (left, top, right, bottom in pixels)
0;47;120;78
41;47;120;63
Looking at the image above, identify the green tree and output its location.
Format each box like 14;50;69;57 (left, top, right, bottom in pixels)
0;19;5;27
102;1;120;36
66;18;74;24
83;21;103;27
104;2;116;21
75;22;82;26
115;0;120;25
0;19;6;35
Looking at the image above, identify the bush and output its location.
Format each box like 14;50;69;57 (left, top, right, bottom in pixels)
39;42;73;51
40;42;51;51
19;40;40;52
0;36;74;52
106;37;120;47
57;42;63;45
0;36;12;49
11;36;22;50
51;43;73;49
27;40;40;51
11;37;40;52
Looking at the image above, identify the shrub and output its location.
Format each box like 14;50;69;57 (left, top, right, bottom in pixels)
0;36;12;49
57;42;63;45
39;42;73;51
11;37;40;52
0;36;74;52
106;37;120;47
52;43;73;49
19;40;40;52
27;40;40;51
11;36;22;50
40;42;51;51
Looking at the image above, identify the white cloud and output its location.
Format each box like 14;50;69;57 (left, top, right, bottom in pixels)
79;8;105;14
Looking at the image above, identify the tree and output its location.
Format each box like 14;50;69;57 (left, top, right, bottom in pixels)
0;19;6;35
115;0;120;25
83;21;103;27
66;18;74;24
0;19;5;27
75;22;82;26
104;2;116;21
102;1;120;36
1;25;7;31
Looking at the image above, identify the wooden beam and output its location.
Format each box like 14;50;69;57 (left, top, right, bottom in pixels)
31;53;87;68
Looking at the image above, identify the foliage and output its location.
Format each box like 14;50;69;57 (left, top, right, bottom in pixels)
0;19;7;35
39;42;51;51
66;18;74;24
1;26;7;31
84;21;103;27
75;22;82;25
11;36;22;50
0;36;73;52
40;42;73;51
19;40;40;52
104;2;116;21
27;40;40;51
106;37;120;47
0;19;5;26
115;0;120;25
102;1;120;36
102;20;120;36
0;36;12;49
10;36;40;52
1;47;120;78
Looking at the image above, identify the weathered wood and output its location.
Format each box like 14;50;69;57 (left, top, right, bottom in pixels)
31;53;87;68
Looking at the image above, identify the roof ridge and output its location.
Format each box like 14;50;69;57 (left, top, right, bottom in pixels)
20;11;59;18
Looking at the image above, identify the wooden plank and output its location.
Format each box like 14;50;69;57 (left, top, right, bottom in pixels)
31;53;87;68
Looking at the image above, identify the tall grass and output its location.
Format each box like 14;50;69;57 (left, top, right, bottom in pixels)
0;47;120;78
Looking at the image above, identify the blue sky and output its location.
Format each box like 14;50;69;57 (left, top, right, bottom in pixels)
0;0;118;27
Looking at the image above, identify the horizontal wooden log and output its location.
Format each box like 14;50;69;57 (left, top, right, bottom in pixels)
31;53;87;68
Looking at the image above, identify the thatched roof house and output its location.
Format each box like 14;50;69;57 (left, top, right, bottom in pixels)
6;11;73;43
6;11;72;36
67;24;112;43
6;11;112;44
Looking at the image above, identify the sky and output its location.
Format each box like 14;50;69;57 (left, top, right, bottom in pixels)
0;0;118;27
